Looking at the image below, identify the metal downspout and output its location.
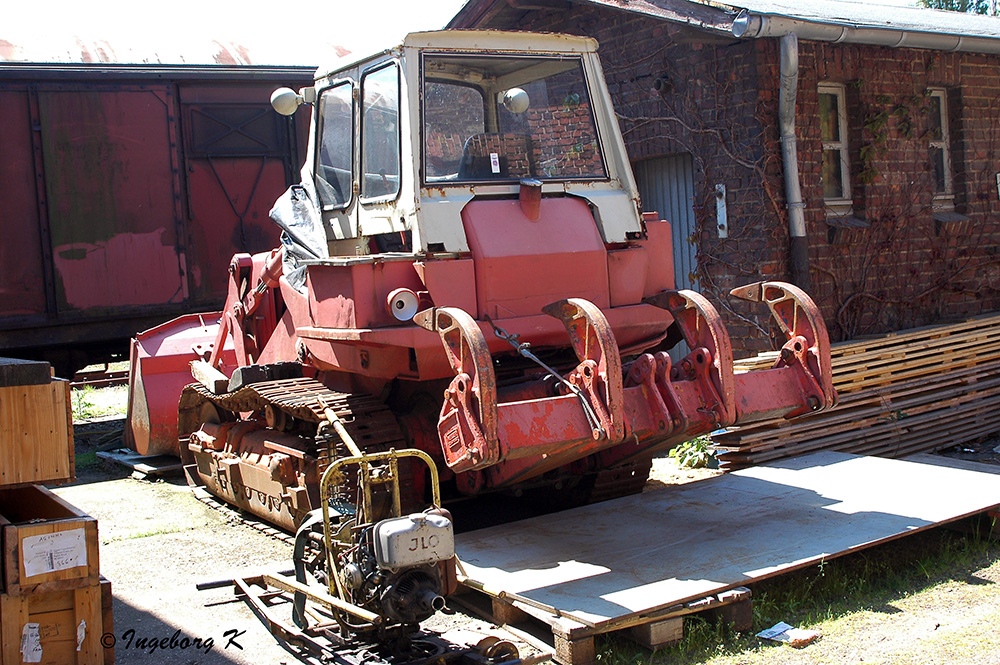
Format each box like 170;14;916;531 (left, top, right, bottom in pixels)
779;33;810;290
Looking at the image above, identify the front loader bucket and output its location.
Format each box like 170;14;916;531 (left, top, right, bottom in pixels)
124;313;234;456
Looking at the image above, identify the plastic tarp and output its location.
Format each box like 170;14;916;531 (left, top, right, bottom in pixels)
269;181;328;292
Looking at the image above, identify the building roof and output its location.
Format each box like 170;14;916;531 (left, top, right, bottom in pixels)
0;35;346;68
722;0;1000;38
451;0;1000;53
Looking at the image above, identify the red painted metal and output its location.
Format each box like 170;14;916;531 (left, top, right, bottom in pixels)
543;298;626;443
0;68;311;375
414;307;499;472
125;312;236;456
462;197;610;318
40;88;184;311
0;90;47;318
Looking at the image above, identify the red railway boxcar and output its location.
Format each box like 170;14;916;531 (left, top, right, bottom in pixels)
0;59;313;376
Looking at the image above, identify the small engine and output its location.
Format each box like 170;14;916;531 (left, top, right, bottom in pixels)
338;511;455;624
291;447;458;639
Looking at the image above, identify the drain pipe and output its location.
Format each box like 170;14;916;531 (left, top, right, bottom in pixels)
778;33;810;290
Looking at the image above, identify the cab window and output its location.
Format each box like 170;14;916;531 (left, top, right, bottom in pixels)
315;81;353;209
361;63;401;200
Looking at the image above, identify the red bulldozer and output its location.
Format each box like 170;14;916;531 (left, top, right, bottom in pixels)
125;30;836;532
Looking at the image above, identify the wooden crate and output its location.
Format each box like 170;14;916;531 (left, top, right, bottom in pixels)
0;358;74;487
0;485;100;596
100;578;114;665
0;581;104;664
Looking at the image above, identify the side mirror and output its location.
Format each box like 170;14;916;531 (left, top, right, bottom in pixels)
270;87;316;116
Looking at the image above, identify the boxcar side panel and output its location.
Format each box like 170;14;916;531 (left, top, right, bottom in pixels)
0;90;47;318
180;84;298;302
38;87;186;312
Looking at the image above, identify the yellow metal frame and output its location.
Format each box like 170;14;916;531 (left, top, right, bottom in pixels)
318;445;443;619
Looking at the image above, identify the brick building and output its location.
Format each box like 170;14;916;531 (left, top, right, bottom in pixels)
450;0;1000;354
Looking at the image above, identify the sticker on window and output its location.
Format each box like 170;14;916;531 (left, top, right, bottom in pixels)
490;152;500;174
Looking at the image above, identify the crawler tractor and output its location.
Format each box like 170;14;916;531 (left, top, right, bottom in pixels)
126;30;836;533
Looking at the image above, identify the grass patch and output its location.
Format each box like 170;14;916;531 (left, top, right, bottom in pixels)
72;384;128;421
594;525;999;665
75;451;101;471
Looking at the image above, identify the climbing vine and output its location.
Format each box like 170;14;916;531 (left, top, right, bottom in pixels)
543;11;1000;350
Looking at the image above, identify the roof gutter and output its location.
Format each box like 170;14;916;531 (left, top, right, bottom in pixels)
732;9;1000;54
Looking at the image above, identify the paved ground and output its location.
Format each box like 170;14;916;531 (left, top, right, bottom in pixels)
54;433;549;665
54;475;304;664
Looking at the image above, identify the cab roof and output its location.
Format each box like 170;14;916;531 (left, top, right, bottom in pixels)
316;29;599;80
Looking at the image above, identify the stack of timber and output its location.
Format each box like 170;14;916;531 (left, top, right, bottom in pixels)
714;312;1000;469
0;358;112;664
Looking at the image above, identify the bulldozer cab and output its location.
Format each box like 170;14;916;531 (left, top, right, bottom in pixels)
272;31;645;258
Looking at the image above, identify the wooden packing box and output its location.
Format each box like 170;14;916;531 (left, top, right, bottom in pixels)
0;581;104;664
0;485;100;596
0;357;74;487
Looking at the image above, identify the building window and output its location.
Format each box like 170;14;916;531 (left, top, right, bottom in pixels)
819;83;851;214
928;88;953;201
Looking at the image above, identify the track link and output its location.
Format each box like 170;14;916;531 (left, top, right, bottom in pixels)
179;376;413;531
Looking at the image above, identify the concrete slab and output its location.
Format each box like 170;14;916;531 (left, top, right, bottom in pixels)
52;478;298;665
456;451;1000;630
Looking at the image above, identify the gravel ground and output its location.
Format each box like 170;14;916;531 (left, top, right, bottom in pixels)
59;409;1000;665
58;419;551;665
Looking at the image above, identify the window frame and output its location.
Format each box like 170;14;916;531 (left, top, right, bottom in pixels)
359;60;403;204
928;88;955;208
418;52;609;186
819;82;853;217
420;77;487;183
313;78;356;212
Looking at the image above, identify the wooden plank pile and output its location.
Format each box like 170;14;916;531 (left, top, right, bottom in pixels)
714;312;1000;469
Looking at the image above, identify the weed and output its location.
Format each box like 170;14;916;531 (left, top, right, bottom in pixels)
75;451;101;471
669;437;718;469
71;384;128;422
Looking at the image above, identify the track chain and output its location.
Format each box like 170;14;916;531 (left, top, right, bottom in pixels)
180;376;417;517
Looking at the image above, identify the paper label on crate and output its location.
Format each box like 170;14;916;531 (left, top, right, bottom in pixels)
76;620;86;651
490;152;500;173
20;623;42;662
21;528;87;578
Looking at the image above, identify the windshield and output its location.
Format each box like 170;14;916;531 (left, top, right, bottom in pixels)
422;54;606;184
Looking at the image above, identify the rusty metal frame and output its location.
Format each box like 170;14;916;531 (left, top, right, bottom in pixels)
318;447;442;620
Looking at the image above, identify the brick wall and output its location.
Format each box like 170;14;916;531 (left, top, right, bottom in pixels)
787;41;1000;339
464;5;1000;352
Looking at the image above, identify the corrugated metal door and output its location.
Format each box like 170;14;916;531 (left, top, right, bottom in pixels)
634;153;697;359
633;153;697;292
